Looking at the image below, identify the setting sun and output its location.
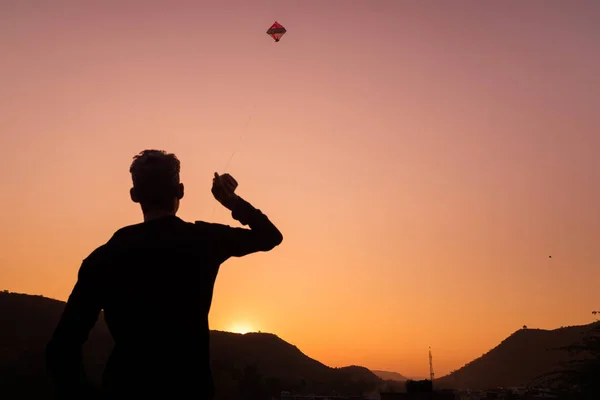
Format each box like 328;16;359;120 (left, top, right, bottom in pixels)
227;323;255;335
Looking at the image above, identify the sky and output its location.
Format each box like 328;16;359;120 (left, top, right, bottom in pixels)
1;0;599;378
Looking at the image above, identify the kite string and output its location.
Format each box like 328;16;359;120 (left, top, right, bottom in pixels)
222;108;255;173
210;103;257;220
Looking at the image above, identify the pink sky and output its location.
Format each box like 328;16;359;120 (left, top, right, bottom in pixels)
1;0;599;378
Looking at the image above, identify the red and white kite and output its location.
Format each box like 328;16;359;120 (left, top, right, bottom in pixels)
266;21;287;42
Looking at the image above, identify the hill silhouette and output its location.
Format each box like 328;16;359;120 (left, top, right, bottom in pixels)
435;323;600;390
0;291;388;399
3;291;593;396
371;370;408;382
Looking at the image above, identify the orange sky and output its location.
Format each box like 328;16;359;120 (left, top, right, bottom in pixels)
1;1;599;378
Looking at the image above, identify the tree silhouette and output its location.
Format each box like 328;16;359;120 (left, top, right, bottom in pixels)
237;363;268;400
265;376;283;398
299;377;307;394
406;379;433;393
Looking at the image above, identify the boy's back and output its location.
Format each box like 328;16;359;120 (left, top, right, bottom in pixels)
96;216;223;397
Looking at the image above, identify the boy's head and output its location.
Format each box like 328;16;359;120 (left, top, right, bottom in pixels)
129;149;184;214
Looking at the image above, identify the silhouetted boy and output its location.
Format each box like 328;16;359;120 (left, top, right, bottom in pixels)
45;150;283;399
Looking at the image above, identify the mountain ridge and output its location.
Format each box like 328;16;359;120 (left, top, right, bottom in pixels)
371;370;408;382
2;290;596;395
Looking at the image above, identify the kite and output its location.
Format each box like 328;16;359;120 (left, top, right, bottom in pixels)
266;21;286;42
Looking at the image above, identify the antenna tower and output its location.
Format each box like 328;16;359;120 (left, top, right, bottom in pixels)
429;347;435;383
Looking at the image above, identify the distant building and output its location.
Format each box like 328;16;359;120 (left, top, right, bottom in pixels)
380;393;457;400
280;394;369;400
379;378;458;400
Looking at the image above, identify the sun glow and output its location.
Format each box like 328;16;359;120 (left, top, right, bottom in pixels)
228;322;254;335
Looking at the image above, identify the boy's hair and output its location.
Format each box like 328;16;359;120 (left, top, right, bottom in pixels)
129;150;181;210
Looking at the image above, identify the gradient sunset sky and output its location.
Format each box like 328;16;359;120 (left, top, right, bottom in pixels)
1;0;599;378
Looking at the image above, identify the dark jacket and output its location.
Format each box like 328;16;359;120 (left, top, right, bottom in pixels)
45;197;283;399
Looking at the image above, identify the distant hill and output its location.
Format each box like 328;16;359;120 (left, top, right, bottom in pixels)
0;291;387;399
435;323;600;390
372;370;408;382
